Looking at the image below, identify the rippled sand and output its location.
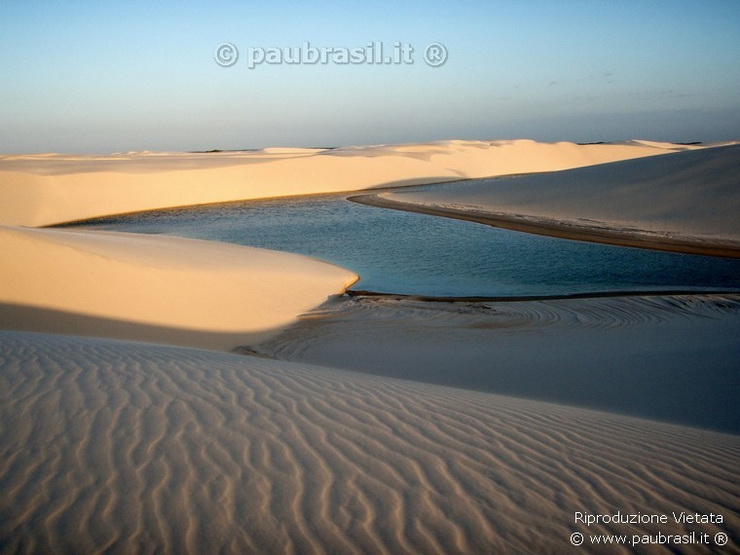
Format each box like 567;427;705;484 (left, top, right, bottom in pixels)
257;293;740;433
1;330;738;553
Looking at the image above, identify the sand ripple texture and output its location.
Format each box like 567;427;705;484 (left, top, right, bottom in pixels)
257;294;740;433
1;330;738;553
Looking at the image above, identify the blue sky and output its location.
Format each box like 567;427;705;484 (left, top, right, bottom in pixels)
1;0;739;152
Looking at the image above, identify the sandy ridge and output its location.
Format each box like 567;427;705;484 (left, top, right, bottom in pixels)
363;145;740;257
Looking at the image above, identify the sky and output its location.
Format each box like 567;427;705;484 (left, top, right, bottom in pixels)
1;0;739;153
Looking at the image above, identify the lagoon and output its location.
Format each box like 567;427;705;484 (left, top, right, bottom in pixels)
69;193;740;298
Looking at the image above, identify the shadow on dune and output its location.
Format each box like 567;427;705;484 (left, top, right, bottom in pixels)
256;295;740;434
0;303;279;351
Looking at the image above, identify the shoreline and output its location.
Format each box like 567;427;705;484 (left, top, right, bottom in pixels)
346;288;740;303
349;194;740;258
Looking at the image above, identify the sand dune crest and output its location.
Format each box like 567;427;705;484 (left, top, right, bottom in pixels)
0;225;357;349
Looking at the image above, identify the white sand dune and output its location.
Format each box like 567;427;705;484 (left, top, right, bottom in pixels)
369;144;740;255
1;330;738;553
1;138;739;552
0;139;705;227
256;293;740;434
0;225;357;349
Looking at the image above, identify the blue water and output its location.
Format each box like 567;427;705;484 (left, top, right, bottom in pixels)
68;194;740;297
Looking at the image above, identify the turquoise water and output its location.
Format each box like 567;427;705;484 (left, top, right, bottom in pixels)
69;194;740;297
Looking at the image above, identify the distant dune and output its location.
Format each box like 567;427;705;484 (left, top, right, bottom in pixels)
363;144;740;256
0;139;709;227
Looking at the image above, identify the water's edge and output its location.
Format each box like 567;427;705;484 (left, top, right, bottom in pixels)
348;193;740;258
